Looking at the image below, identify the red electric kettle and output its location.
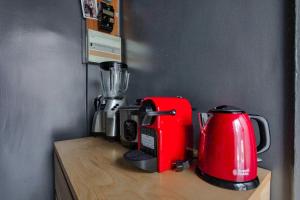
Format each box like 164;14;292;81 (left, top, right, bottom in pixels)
196;105;270;191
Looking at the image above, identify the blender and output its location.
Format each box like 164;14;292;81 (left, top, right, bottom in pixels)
91;61;130;140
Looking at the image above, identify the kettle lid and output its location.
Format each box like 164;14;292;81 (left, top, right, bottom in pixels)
209;105;245;114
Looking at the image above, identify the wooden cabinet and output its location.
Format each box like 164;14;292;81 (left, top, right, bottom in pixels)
54;137;271;200
54;154;73;200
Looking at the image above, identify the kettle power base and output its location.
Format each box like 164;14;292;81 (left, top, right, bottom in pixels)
195;168;259;191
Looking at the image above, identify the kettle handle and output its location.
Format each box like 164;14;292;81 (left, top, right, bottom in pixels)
249;114;271;154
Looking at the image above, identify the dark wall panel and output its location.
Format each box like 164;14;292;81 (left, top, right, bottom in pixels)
123;1;293;199
0;0;87;199
295;0;300;199
87;64;101;130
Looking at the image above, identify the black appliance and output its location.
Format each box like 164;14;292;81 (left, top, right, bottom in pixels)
119;106;140;148
97;2;114;33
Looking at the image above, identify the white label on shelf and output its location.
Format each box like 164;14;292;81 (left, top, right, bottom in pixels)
141;134;154;150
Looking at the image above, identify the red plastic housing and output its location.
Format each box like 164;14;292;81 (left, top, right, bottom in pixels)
138;97;193;172
198;113;258;182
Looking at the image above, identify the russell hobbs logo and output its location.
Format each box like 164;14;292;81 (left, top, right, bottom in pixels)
233;169;250;176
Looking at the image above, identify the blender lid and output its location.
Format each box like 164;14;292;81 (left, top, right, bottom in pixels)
209;105;245;113
100;61;128;71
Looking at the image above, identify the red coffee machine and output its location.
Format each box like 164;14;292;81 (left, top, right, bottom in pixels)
124;97;193;172
197;105;270;190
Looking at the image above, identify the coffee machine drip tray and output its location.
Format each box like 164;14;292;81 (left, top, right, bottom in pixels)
123;150;157;172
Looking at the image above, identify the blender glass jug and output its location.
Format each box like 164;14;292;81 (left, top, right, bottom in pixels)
99;62;130;98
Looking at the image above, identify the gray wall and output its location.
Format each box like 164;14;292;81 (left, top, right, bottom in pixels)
0;0;87;199
0;0;294;199
122;1;294;200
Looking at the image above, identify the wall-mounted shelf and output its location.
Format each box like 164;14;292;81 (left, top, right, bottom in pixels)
83;0;121;64
87;29;121;63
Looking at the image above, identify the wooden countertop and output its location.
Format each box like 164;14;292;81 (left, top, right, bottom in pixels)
54;137;271;200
